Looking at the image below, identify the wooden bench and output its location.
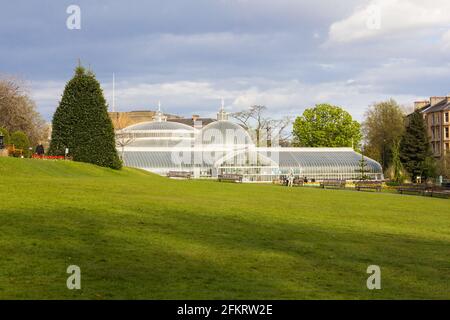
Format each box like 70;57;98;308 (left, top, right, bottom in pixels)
218;174;243;183
396;184;428;196
282;176;305;186
320;179;346;189
167;171;191;179
355;180;382;192
428;186;450;198
293;177;304;187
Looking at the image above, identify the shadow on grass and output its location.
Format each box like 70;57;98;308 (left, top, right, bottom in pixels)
0;207;449;299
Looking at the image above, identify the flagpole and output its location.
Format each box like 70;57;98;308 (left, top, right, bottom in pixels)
112;73;116;112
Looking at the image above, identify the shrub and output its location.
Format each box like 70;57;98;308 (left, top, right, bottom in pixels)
10;131;30;157
0;127;11;145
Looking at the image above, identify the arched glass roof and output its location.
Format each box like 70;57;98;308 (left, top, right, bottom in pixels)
215;149;278;168
275;150;382;173
127;139;193;148
259;149;383;179
124;121;195;131
118;120;384;181
122;148;382;177
123;151;223;168
198;120;254;146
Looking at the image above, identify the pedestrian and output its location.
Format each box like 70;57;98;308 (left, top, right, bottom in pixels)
288;171;294;187
35;143;45;156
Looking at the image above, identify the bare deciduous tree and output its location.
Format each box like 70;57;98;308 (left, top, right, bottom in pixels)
111;113;135;159
0;76;47;146
231;105;293;147
269;116;294;147
111;112;133;130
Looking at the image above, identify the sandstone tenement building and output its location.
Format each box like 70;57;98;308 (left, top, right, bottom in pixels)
415;96;450;159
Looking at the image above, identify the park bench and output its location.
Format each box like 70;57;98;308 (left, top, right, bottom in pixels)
293;177;304;187
396;184;428;196
218;174;243;183
282;176;305;187
355;180;382;192
320;179;346;189
167;171;191;179
428;186;450;198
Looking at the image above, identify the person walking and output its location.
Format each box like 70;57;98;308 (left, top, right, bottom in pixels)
35;143;45;156
288;171;294;187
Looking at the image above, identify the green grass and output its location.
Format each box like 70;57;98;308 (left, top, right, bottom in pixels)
0;157;449;299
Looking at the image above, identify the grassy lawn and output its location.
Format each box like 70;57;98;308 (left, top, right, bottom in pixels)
0;157;449;299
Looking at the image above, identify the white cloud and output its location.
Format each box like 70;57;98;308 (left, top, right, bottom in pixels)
328;0;450;43
32;77;419;122
441;29;450;49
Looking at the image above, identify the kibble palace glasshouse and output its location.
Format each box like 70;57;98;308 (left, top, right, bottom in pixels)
117;104;383;183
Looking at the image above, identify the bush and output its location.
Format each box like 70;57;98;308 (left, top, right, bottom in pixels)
0;127;10;145
10;131;30;157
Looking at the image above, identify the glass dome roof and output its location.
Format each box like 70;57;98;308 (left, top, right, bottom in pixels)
124;121;195;131
198;120;254;146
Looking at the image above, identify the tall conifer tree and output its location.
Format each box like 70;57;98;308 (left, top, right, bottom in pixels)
399;111;433;180
49;65;121;169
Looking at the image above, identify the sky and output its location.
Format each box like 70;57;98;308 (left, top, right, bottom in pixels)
1;0;450;122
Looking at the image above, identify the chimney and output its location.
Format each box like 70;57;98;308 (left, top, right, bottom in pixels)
430;96;446;106
192;114;200;121
414;100;429;110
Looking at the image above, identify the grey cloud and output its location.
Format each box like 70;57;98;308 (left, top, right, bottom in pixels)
1;0;449;123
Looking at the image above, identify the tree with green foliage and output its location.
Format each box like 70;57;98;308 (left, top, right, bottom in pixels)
0;127;10;145
10;131;30;157
437;154;450;179
399;111;434;181
48;65;121;169
362;99;405;170
292;104;361;148
390;139;405;183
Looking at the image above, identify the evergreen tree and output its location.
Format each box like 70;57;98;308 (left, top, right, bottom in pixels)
390;139;405;183
356;152;371;180
399;111;434;181
48;65;121;169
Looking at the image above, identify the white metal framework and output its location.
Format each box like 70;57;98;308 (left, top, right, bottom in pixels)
119;111;383;182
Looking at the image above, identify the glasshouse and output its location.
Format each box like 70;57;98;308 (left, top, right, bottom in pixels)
118;107;383;182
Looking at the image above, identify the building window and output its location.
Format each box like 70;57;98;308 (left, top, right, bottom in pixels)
446;127;449;139
445;112;449;123
446;143;449;151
